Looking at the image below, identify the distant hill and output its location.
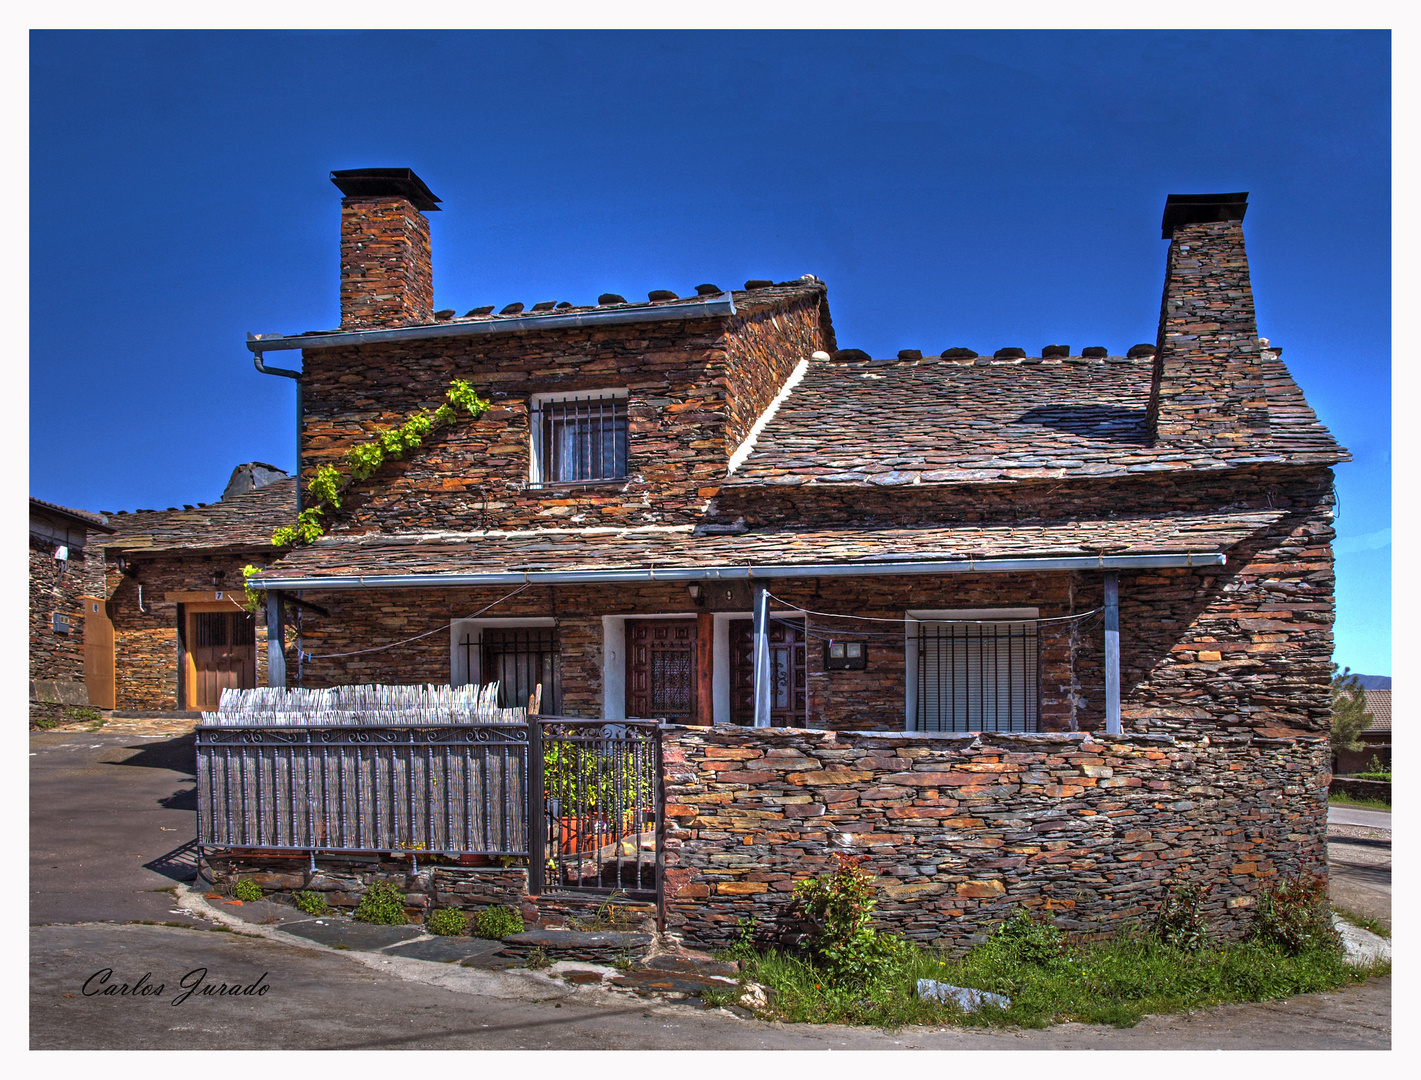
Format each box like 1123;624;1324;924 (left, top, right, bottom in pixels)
1355;674;1392;690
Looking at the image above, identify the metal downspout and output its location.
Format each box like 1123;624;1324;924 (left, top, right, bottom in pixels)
253;351;303;516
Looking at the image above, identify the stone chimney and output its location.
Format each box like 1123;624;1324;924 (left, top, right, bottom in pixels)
331;168;441;330
1146;192;1270;446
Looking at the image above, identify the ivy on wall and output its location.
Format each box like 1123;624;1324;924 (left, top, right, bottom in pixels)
271;378;491;548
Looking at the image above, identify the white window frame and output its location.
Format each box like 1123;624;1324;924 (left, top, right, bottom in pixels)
905;608;1039;732
529;388;629;487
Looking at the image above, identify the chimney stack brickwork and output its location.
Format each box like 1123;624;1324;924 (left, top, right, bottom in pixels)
1147;217;1271;446
339;196;434;329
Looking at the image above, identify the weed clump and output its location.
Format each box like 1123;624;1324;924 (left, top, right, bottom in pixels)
353;881;408;925
1250;872;1340;956
232;878;262;902
427;907;470;937
293;890;328;916
473;905;525;940
1152;882;1210;951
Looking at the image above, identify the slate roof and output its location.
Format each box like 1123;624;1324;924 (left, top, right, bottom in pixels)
1363;689;1391;733
29;498;114;533
257;506;1285;582
727;351;1346;487
103;478;296;554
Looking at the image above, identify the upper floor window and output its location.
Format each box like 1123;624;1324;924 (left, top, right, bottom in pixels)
529;389;629;487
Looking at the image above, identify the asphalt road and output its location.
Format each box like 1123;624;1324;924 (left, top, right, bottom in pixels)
30;722;1394;1051
1329;804;1392;830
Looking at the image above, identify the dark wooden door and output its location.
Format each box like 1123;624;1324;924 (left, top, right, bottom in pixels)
626;619;698;722
188;610;256;710
729;617;807;726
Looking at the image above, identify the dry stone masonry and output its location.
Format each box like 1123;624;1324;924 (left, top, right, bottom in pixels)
659;724;1328;951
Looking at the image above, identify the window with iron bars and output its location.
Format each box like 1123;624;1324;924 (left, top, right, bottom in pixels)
455;626;560;713
914;619;1039;732
529;390;628;487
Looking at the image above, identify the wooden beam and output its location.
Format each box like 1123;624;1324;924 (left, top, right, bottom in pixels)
696;611;714;725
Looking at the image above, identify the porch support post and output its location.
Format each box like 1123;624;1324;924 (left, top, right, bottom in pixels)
1104;571;1120;735
266;590;287;688
752;582;771;728
695;611;714;725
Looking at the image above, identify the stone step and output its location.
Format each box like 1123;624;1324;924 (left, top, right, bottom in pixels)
498;928;654;963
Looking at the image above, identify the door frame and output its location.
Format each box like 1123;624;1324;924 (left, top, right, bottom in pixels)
601;612;700;720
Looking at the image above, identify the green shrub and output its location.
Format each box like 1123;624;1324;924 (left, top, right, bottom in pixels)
1151;882;1210;951
353;881;409;925
1250;872;1340;956
473;905;525;939
232;878;262;902
791;853;894;987
293;890;328;916
427;907;470;937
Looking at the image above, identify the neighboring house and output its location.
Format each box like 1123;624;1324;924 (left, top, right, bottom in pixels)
99;463;295;712
1335;687;1391;774
29;497;114;718
245;171;1345;744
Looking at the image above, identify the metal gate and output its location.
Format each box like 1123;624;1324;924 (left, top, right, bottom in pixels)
529;718;663;904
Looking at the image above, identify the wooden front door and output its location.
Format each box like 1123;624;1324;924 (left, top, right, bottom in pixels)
81;596;115;710
729;617;807;726
626;619;698;722
186;608;256;711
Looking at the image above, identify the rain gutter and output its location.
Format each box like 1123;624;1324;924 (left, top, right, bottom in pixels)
249;551;1225;592
244;293;737;354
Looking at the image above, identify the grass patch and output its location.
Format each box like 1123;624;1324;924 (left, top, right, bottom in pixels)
728;932;1388;1029
1334;907;1390;939
1328;791;1391;810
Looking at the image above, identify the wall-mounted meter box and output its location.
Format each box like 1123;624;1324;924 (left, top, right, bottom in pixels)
824;640;867;670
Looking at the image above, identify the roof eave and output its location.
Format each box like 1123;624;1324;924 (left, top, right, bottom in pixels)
251;551;1226;591
246;294;739;354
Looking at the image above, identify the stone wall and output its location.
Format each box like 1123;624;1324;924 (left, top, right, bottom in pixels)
29;535;91;686
659;724;1329;952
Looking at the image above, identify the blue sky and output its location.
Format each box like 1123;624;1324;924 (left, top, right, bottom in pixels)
27;29;1390;675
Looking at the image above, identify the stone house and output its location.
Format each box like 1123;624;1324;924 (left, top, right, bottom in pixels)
247;172;1345;749
217;170;1351;945
29;497;113;720
99;463;295;712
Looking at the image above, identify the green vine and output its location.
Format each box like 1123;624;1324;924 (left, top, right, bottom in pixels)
241;564;266;612
271;379;490;547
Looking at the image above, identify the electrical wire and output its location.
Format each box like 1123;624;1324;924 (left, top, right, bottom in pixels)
298;584;531;661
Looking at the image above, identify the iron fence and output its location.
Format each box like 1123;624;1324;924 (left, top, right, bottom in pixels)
195;723;530;857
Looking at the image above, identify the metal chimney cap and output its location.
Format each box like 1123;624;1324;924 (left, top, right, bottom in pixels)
330;168;441;212
1161;192;1247;238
